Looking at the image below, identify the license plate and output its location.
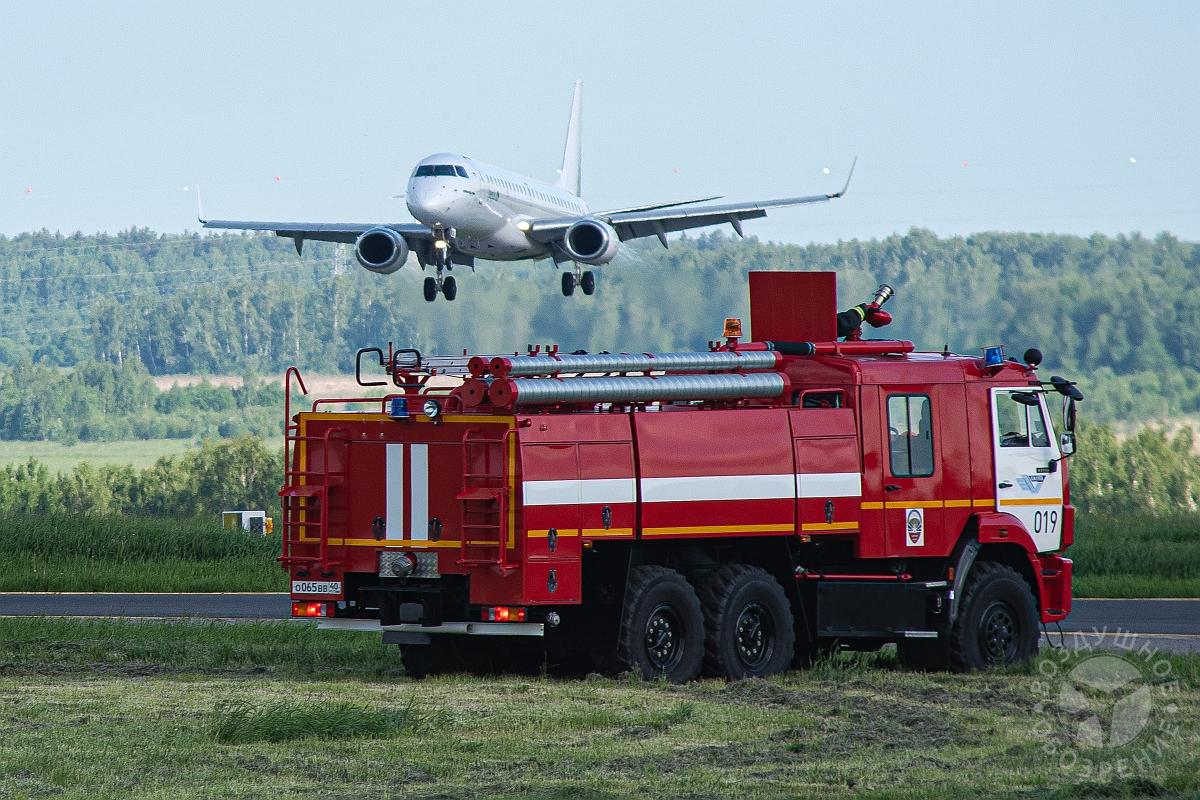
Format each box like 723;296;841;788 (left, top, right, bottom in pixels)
292;580;342;596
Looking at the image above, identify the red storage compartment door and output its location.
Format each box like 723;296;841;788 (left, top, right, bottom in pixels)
790;408;862;535
635;408;796;539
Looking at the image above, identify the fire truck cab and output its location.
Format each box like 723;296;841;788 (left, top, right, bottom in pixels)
282;271;1077;681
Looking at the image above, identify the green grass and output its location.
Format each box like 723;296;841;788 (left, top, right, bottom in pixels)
0;618;1197;799
210;698;443;743
0;514;284;592
0;509;1196;596
1072;514;1200;597
0;438;197;471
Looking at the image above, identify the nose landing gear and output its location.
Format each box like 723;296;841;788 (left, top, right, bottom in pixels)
423;227;458;302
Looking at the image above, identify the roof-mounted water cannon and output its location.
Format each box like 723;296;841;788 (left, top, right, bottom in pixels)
836;283;895;341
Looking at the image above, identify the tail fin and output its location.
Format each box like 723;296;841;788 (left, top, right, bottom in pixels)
556;80;582;197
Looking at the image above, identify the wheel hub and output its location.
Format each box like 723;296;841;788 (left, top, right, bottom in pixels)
980;601;1018;664
733;601;773;669
644;604;681;670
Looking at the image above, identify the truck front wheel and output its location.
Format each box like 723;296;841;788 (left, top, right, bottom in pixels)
949;561;1039;670
617;566;705;682
698;565;795;679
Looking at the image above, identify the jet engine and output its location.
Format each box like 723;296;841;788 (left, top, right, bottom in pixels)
355;227;409;275
562;218;620;265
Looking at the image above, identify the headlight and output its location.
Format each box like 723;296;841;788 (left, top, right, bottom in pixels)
422;399;441;418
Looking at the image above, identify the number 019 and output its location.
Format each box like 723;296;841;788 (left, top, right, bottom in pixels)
1033;509;1059;535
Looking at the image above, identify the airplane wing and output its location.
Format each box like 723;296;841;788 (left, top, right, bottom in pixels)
200;219;432;253
528;159;855;247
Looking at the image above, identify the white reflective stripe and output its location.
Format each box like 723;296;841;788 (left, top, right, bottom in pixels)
523;478;636;506
797;471;861;498
641;473;795;503
580;477;636;504
409;443;429;540
523;479;582;506
524;473;861;506
385;443;405;537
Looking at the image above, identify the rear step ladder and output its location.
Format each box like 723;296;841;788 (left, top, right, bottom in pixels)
457;428;512;569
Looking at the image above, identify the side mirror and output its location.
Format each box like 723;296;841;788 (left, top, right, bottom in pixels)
1060;431;1075;456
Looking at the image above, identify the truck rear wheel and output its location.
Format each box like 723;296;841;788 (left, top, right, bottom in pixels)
698;565;795;679
399;643;448;679
949;561;1039;671
617;566;704;682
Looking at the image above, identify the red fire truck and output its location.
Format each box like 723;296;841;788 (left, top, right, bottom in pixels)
282;271;1079;681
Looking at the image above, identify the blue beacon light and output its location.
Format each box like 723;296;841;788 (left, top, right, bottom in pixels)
982;345;1005;367
389;397;409;419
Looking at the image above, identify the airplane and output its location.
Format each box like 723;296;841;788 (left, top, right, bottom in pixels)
200;81;854;302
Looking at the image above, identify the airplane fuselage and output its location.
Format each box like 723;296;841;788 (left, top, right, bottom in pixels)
405;153;589;261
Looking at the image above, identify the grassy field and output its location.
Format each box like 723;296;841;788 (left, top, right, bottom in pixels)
0;437;286;472
0;511;1197;596
0;618;1196;799
1073;514;1200;597
0;438;197;471
0;514;283;592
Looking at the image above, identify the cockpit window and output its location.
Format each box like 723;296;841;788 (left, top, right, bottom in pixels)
414;164;463;178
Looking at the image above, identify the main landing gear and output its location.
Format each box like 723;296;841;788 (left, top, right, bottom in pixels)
423;229;458;302
561;266;596;297
423;273;456;302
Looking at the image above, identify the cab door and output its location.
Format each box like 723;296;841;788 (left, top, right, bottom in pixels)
991;389;1063;552
881;391;944;556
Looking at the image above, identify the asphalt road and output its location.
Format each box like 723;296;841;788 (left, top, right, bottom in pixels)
0;594;1196;651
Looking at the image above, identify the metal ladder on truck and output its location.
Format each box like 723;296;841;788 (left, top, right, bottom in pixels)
457;428;512;570
278;368;348;576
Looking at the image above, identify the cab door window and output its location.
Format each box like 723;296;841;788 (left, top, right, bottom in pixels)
996;392;1052;448
887;394;934;477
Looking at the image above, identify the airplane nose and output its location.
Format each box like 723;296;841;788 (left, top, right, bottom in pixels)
406;182;454;223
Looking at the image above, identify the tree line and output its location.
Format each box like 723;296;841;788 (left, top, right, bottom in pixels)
2;227;1199;423
0;360;278;442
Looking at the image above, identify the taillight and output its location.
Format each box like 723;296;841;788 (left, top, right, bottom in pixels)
481;606;527;622
291;602;331;618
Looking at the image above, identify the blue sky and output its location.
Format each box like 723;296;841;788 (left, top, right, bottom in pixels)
1;0;1197;244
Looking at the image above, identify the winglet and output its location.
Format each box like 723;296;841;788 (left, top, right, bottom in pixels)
196;184;207;224
828;157;857;199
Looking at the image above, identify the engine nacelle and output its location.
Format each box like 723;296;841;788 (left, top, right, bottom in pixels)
354;227;409;275
562;218;620;265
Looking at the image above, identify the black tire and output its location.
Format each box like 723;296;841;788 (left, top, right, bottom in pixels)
561;271;576;297
422;277;438;302
580;270;596;295
442;275;457;301
617;566;704;682
897;637;951;671
949;561;1039;671
399;643;447;679
698;565;795;679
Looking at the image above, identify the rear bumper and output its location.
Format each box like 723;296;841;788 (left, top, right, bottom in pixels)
318;619;544;637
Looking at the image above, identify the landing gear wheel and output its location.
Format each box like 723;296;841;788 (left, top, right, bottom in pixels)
949;562;1038;671
580;270;595;295
442;275;457;301
561;271;576;297
422;277;438;302
617;566;704;682
698;565;795;679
